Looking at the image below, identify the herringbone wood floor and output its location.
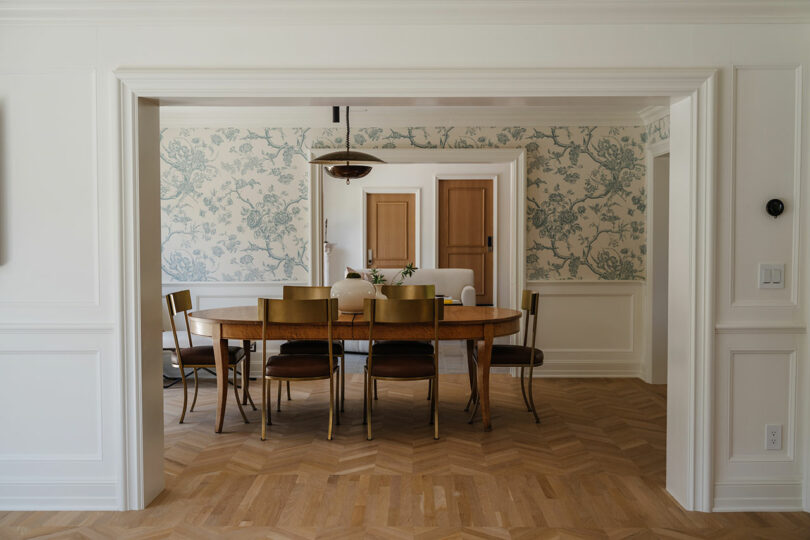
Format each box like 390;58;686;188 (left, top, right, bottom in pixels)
3;375;810;539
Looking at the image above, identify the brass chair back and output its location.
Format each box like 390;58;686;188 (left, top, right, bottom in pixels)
520;289;540;351
165;289;194;364
283;285;332;300
380;284;435;300
364;298;443;366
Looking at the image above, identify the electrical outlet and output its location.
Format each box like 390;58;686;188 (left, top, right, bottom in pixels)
766;424;782;451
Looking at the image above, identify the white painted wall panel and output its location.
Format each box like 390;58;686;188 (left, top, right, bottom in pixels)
731;66;801;309
0;351;101;458
0;71;98;307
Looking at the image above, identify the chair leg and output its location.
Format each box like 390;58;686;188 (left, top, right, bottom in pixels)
286;380;291;401
335;365;341;426
374;379;378;400
464;365;477;412
261;378;268;440
468;391;480;424
233;367;249;424
519;367;531;411
266;378;272;426
432;375;439;440
340;354;346;413
527;365;540;424
327;371;335;441
362;367;368;425
429;380;435;425
179;368;189;424
242;362;256;411
427;379;432;400
189;368;199;412
366;374;373;441
277;380;282;412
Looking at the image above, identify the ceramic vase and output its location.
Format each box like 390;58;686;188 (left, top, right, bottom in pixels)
331;276;376;313
374;284;387;300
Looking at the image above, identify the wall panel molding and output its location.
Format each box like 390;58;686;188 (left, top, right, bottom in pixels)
727;348;797;463
728;65;802;310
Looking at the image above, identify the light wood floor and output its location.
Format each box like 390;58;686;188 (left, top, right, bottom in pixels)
3;375;810;539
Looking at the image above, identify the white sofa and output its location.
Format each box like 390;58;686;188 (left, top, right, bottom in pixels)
362;267;477;306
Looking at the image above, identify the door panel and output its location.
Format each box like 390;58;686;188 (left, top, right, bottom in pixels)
438;180;493;305
366;193;416;268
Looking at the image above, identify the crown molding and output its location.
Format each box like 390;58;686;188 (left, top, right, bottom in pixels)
638;105;670;125
2;0;810;25
160;104;653;128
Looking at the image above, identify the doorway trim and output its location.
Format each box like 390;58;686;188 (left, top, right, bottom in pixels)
116;67;717;512
643;139;672;384
361;187;422;270
435;175;499;307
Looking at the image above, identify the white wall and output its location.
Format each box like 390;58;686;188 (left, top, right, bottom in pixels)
0;5;808;512
323;162;512;301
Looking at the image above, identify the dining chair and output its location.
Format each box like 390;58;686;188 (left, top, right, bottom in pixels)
377;284;436;401
468;290;543;423
165;290;251;424
363;296;443;440
258;297;340;441
280;286;346;413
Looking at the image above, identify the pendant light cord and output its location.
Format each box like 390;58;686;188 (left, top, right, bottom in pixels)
345;106;350;157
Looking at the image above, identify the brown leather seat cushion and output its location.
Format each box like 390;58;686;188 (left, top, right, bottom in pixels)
266;354;336;378
370;355;435;378
172;345;244;367
280;340;344;356
489;344;544;366
372;340;434;356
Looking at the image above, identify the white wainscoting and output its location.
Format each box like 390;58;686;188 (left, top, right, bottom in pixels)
0;327;120;510
713;328;806;511
526;281;645;377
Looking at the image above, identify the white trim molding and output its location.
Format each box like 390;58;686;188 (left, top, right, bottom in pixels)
3;1;810;25
116;67;717;512
714;480;804;512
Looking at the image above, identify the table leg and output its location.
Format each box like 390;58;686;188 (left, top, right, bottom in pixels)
477;326;494;431
213;325;229;433
465;340;477;410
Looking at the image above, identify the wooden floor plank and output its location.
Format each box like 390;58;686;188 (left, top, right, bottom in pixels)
2;375;809;538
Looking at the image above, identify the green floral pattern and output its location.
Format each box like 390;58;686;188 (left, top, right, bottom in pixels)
161;124;649;282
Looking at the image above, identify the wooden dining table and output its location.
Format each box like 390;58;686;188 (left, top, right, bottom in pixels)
187;305;522;433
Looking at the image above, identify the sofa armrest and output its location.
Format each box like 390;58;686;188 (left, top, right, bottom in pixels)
460;285;477;306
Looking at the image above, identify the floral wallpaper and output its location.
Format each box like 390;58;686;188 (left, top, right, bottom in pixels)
161;123;650;282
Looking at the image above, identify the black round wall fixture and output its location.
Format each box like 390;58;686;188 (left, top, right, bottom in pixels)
765;198;785;218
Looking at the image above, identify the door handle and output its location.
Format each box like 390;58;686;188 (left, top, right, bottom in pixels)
487;236;493;252
367;248;373;266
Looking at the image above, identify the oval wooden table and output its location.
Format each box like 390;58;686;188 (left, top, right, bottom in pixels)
187;305;522;433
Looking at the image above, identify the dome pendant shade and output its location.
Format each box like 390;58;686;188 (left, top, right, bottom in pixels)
309;106;384;184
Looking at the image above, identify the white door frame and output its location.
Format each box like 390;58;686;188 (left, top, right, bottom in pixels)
643;138;672;384
116;67;717;512
435;175;499;307
310;148;525;312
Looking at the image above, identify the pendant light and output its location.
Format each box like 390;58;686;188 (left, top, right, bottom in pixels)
310;106;385;185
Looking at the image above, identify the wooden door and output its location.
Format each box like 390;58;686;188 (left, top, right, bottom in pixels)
438;179;494;305
366;192;416;268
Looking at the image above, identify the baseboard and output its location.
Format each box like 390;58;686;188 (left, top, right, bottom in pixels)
0;479;120;510
532;360;642;378
713;481;804;511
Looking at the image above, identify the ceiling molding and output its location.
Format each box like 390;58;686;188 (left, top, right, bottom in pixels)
2;0;810;25
160;104;659;128
638;105;670;125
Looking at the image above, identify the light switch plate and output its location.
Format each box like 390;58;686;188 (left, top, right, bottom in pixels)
759;263;785;289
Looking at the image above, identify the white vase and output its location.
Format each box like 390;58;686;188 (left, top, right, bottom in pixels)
331;277;376;313
374;284;387;300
